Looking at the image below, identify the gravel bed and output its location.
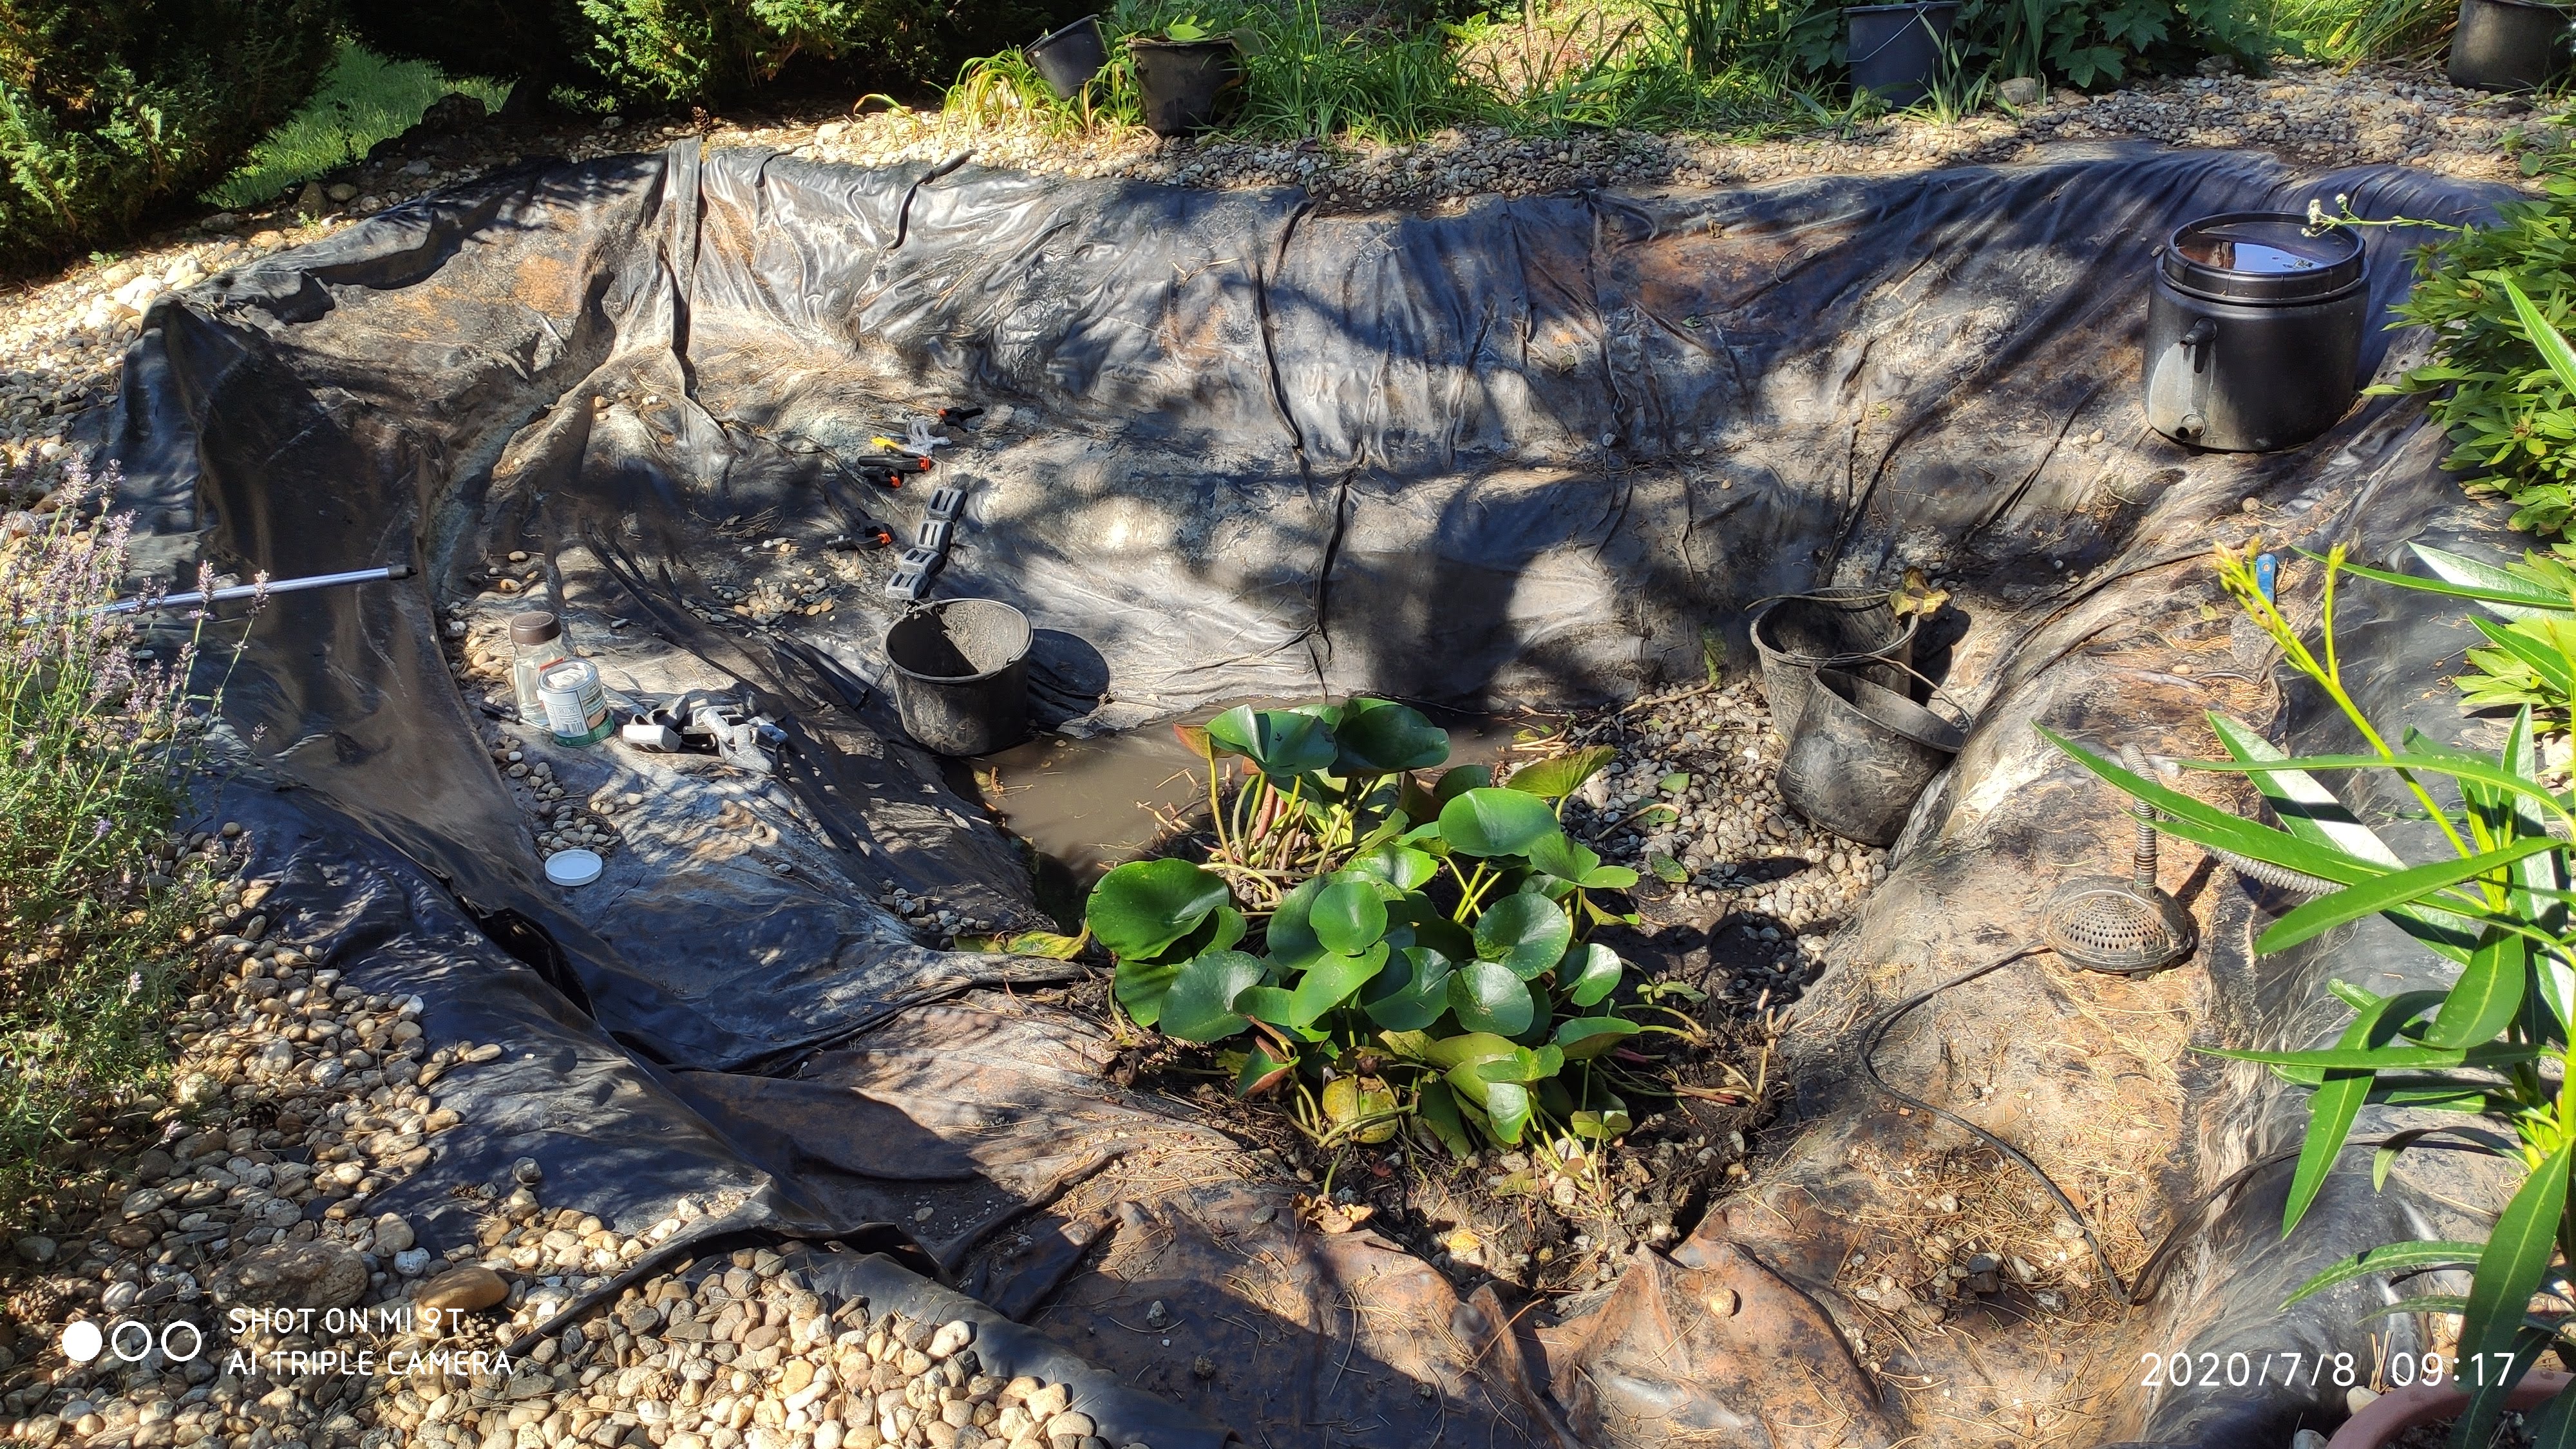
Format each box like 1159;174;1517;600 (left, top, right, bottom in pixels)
1558;674;1889;994
0;822;1142;1449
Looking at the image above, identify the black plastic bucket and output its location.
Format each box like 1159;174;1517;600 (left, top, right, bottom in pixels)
1132;37;1240;135
1846;1;1958;107
2450;0;2576;90
1749;589;1917;738
2144;212;2367;453
1777;668;1966;847
885;598;1033;757
1027;14;1109;98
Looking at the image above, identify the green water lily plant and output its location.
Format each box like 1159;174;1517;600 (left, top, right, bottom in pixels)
1086;700;1665;1154
2047;540;2576;1447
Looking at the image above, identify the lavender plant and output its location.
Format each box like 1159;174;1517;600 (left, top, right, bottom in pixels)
0;460;259;1218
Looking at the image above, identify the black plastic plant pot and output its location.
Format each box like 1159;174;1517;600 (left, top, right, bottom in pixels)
1776;668;1965;848
2450;0;2576;91
885;598;1033;757
1027;14;1109;99
1845;1;1958;108
1131;37;1242;136
2143;212;2367;453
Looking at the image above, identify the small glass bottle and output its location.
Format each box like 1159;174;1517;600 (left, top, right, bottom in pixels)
509;611;569;723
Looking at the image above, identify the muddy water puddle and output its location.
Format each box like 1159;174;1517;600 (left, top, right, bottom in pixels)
952;703;1560;915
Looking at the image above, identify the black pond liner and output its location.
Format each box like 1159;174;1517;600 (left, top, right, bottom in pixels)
98;140;2530;1448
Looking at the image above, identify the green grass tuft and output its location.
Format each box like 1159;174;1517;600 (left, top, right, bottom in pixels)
203;41;511;213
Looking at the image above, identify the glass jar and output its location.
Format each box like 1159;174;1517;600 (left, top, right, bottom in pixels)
509;611;569;723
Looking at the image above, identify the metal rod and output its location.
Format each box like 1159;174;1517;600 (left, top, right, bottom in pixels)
90;564;415;617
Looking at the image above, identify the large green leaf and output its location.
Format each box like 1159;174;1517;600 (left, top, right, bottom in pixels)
2280;988;2445;1238
1115;958;1184;1028
2256;838;2560;953
1332;697;1450;773
1424;1032;1532;1074
1477;1080;1532;1144
1473;893;1574;979
1289;944;1390;1027
2282;1240;2491;1309
1562;942;1625;1007
1439;788;1562;858
1505;746;1617;800
1161;950;1268;1042
1364;946;1454;1031
1311;881;1389;956
1528;832;1640;890
1447;960;1536;1036
1204;705;1338;778
1554;1016;1640;1060
1435;765;1493;802
1349;844;1438;893
1264;878;1329;972
1087;858;1233;960
2453;1138;2575;1446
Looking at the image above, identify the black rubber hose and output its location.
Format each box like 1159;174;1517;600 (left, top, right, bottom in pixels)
1860;946;2501;1312
1857;944;2138;1304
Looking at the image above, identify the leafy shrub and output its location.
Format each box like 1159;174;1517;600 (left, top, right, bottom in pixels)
1085;701;1671;1153
356;0;1057;106
204;43;513;211
0;0;336;272
0;464;242;1217
1770;0;2279;90
2052;538;2576;1448
2382;146;2576;539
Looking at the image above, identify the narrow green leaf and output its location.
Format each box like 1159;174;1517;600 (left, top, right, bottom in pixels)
2505;276;2576;395
2282;1240;2490;1309
2325;544;2574;620
2283;986;2428;1237
2453;1139;2575;1446
2424;928;2529;1051
2255;839;2559;953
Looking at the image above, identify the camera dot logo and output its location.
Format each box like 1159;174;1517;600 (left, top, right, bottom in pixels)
61;1320;102;1363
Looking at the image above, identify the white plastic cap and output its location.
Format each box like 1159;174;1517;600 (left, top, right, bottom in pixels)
544;849;604;887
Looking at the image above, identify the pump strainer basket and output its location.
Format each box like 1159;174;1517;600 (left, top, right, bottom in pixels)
2042;747;2197;974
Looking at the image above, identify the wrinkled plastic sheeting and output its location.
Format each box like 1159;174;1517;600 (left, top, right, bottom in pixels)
100;133;2537;1448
